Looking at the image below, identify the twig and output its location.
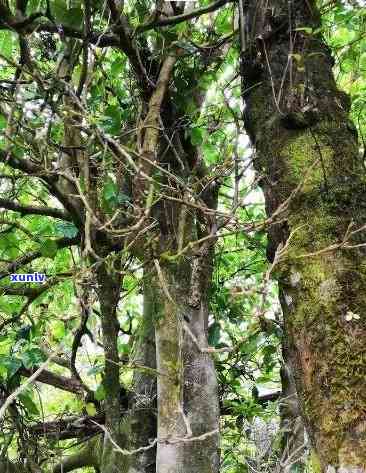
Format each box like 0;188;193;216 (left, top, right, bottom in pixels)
0;353;56;421
91;420;157;456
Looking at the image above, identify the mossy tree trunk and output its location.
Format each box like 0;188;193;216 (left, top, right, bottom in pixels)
241;1;366;471
126;273;158;473
122;251;220;473
96;260;129;473
154;258;188;473
148;120;220;472
181;245;220;473
153;254;220;473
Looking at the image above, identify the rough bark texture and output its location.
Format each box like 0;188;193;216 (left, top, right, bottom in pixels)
127;274;158;473
279;363;305;472
154;260;187;473
0;459;27;473
241;1;366;471
151;138;220;472
182;247;220;473
96;261;128;473
154;256;220;473
52;436;101;473
123;251;219;473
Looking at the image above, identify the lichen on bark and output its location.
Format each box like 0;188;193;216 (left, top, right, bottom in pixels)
241;0;366;470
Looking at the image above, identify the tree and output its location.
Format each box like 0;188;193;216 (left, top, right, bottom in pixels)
0;1;231;472
239;0;366;471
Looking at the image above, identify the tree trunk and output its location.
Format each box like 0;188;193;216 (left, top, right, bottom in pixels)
278;363;305;473
181;246;220;473
154;255;220;473
127;249;220;473
240;1;366;471
96;261;128;473
154;259;187;473
127;273;158;473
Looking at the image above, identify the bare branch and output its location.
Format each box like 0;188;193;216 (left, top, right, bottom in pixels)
29;414;104;439
0;354;55;421
136;0;233;33
0;198;71;220
19;367;86;395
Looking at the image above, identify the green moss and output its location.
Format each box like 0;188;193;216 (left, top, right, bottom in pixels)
309;450;322;473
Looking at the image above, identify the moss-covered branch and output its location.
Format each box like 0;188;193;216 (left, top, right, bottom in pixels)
52;436;101;473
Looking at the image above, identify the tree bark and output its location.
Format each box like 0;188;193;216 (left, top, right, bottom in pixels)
182;244;220;473
52;436;101;473
278;363;305;473
153;258;188;473
240;1;366;471
96;261;128;473
154;256;220;473
126;272;158;473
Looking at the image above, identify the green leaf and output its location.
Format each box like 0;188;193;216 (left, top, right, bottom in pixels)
95;384;106;401
19;391;39;416
208;323;221;346
40;239;58;258
51;320;65;340
203;142;218;164
0;355;22;378
255;375;274;384
0;114;6;130
190;127;205;146
103;105;122;135
102;178;119;212
51;0;83;30
239;336;259;357
216;9;232;34
21;348;45;369
0;31;14;59
55;222;78;238
85;402;97;416
118;342;130;355
111;58;124;76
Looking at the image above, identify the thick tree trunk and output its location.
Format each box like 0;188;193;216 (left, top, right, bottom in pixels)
241;1;366;471
278;363;305;473
154;260;187;473
154;255;220;473
126;241;219;473
181;247;220;473
127;274;158;473
96;261;128;473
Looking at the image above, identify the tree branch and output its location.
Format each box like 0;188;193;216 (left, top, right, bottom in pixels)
19;367;86;395
0;276;59;297
0;235;80;281
52;436;101;472
0;198;71;220
29;415;104;440
0;150;83;226
136;0;233;33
